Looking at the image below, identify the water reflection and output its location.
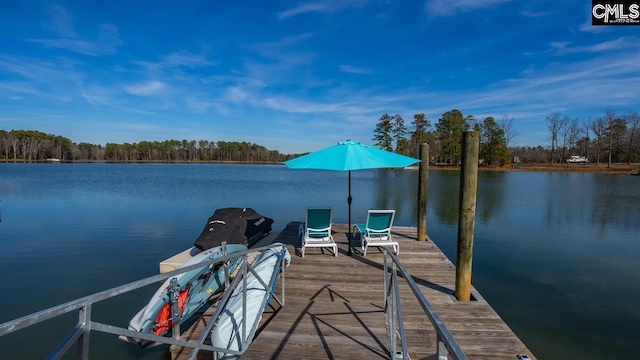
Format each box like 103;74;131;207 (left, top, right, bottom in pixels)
543;172;593;227
371;169;418;222
540;172;640;232
476;172;507;224
427;170;508;226
590;175;640;231
430;171;460;225
1;164;640;360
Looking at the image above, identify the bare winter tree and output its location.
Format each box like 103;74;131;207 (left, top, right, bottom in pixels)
559;120;569;164
590;117;606;165
603;108;616;168
627;112;640;164
558;118;579;164
500;113;518;148
547;111;568;165
547;112;560;165
582;118;591;160
567;119;581;160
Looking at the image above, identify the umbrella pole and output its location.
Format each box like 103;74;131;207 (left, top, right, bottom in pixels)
348;170;352;256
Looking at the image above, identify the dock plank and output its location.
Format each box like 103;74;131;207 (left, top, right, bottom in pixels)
170;223;535;360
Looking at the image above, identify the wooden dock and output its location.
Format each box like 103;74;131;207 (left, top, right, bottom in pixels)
166;223;535;360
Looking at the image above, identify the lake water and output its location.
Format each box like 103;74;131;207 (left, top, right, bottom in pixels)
0;163;639;359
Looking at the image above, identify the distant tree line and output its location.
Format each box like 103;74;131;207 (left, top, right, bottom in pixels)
373;108;640;166
0;130;296;163
373;110;514;166
543;109;640;166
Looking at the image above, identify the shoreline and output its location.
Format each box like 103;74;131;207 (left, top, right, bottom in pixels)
412;162;640;175
2;159;639;175
479;163;639;175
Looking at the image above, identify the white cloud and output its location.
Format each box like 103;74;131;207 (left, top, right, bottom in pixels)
421;51;640;128
240;34;319;86
0;82;41;96
30;3;121;57
186;97;216;114
278;3;328;20
30;24;122;56
225;86;249;103
549;41;570;50
579;20;606;33
225;43;640;148
278;0;366;20
78;84;119;107
0;56;87;102
424;0;512;19
161;51;219;68
578;8;607;33
80;87;96;108
0;55;59;80
339;65;374;74
519;9;550;18
244;33;316;60
124;81;167;96
551;37;639;55
258;95;386;118
46;4;76;37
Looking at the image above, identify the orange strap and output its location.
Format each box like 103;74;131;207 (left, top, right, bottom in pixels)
153;289;189;336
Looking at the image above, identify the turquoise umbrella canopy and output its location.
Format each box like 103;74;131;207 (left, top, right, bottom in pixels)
284;140;420;171
284;140;420;255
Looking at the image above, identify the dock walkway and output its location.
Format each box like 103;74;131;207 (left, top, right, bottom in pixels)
167;223;534;360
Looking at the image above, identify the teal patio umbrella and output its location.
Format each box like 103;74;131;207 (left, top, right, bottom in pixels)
284;140;420;255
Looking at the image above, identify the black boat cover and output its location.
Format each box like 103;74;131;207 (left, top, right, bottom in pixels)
194;208;274;251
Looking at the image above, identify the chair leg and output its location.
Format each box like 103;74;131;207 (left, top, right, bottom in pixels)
333;244;338;257
301;246;305;258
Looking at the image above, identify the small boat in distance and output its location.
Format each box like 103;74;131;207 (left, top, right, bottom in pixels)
46;158;61;162
566;155;589;164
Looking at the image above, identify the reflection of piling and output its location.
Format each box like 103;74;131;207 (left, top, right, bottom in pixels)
417;143;429;241
455;131;479;301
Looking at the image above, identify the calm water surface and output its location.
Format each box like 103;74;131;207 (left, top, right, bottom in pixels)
0;164;638;359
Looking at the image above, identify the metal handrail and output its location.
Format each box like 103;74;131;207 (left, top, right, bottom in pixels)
383;248;468;360
0;242;287;360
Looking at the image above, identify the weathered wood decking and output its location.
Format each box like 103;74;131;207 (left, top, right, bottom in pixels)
168;223;535;360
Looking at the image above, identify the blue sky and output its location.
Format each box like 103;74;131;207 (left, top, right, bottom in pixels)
0;1;638;154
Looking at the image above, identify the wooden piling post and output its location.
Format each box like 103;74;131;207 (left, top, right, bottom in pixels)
417;143;429;241
455;131;479;301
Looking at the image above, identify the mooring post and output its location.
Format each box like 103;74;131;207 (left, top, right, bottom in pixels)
455;131;479;301
417;143;429;241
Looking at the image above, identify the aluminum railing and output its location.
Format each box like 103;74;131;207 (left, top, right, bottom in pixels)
0;242;287;360
383;248;468;360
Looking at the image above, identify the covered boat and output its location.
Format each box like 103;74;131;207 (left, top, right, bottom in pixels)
194;208;274;250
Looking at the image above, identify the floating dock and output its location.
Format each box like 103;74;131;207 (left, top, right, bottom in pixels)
161;223;535;360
